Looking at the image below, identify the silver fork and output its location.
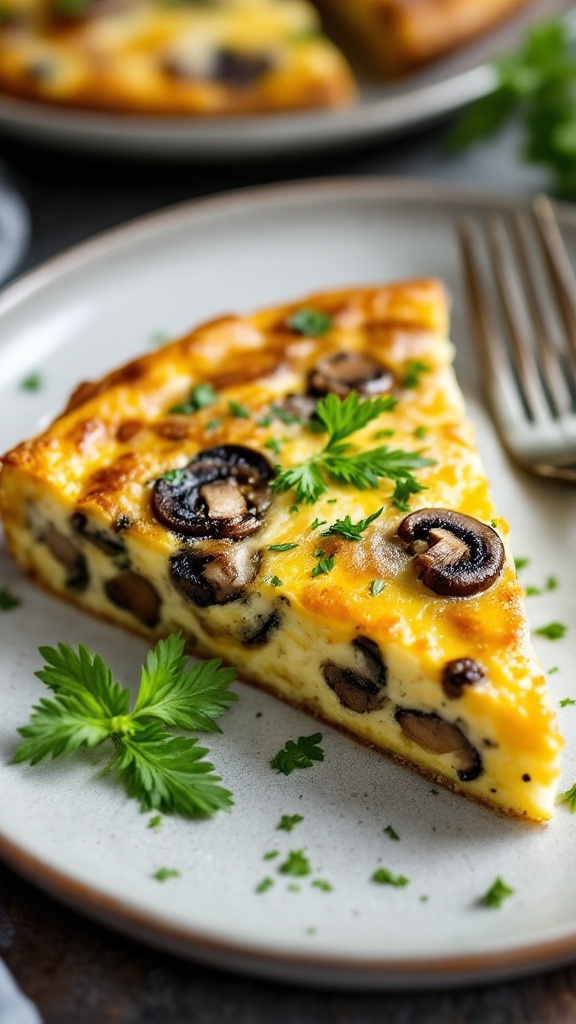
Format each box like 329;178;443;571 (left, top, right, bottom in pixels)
458;195;576;484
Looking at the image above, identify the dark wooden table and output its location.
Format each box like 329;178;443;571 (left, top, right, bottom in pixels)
1;128;574;1023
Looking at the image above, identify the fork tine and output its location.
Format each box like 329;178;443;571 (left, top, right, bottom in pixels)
485;215;549;422
457;218;526;424
509;211;574;416
532;193;576;368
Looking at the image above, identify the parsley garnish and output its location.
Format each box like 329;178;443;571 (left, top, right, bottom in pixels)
372;868;409;887
272;392;432;505
170;383;217;416
290;504;299;514
279;850;312;877
0;587;22;611
158;468;188;484
559;698;576;707
265;575;283;587
311;879;333;892
546;576;558;591
525;586;541;597
391;476;427;512
311;554;335;578
549;666;560;674
277;814;304;832
14;634;236;818
534;622;567;640
514;556;530;572
414;426;427;440
286;308;333;337
205;418;222;432
256;877;274;894
558;783;576;811
370;579;386;597
374;428;395;439
311;518;327;530
270;733;324;775
401;360;430;389
152;867;180;882
268;543;298;552
384;825;400;841
264;438;283;455
481;877;515;908
228;400;250;419
449;19;576;191
20;373;43;392
148;815;162;829
322;507;383;541
263;850;279;861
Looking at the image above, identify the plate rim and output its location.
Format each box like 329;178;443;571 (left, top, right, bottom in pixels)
2;174;576;987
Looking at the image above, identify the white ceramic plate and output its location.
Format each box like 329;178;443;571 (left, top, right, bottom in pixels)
0;0;571;159
1;178;576;990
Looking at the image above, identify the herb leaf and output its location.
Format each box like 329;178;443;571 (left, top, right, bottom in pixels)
0;587;22;611
286;308;333;337
133;633;237;733
557;782;576;812
311;554;335;578
534;622;567;640
14;636;235;818
279;850;312;877
170;382;217;415
271;733;324;775
322;507;383;541
277;813;304;832
481;877;515;908
372;868;409;887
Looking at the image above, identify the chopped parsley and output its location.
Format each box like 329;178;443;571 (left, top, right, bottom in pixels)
272;392;432;505
384;825;400;841
413;426;428;440
549;667;560;675
14;634;237;818
289;504;299;514
557;783;576;812
270;733;324;775
264;438;283;455
559;698;576;707
401;360;430;389
372;868;409;887
322;507;383;541
279;850;312;877
311;554;335;578
286;307;333;338
263;850;279;861
370;579;386;597
374;429;395;440
534;622;567;640
311;879;333;892
546;576;558;591
228;400;250;419
205;418;222;432
256;877;274;894
266;575;283;588
481;877;515;908
152;867;180;882
158;468;188;484
277;813;304;832
148;815;162;829
514;556;530;572
311;518;327;530
257;415;273;427
391;476;427;512
0;587;22;611
268;543;298;552
170;382;217;415
525;586;541;597
20;373;43;392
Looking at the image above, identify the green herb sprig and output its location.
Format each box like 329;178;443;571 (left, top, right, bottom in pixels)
449;19;576;192
14;634;237;818
271;733;324;775
272;392;433;505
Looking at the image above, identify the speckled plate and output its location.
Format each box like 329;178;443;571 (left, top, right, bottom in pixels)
0;0;571;159
1;178;575;989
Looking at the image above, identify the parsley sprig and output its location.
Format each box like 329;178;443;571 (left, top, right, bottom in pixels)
271;733;324;775
14;634;237;818
272;392;433;504
322;507;383;541
449;19;576;192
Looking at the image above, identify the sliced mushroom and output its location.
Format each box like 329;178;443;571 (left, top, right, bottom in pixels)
243;609;281;647
104;571;161;628
442;658;486;699
308;351;394;399
152;445;273;540
43;526;89;591
397;509;505;597
70;511;126;557
212;48;275;86
395;709;482;782
322;636;387;713
171;544;261;608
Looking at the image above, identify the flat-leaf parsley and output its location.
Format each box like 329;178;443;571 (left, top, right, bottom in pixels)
271;733;324;775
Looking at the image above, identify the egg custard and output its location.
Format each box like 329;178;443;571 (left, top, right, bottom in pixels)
0;279;562;821
0;0;355;114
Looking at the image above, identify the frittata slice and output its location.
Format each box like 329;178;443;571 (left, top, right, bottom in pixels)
0;0;354;113
0;279;562;821
315;0;533;75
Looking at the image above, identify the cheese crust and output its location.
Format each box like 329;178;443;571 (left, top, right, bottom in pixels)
0;279;563;821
